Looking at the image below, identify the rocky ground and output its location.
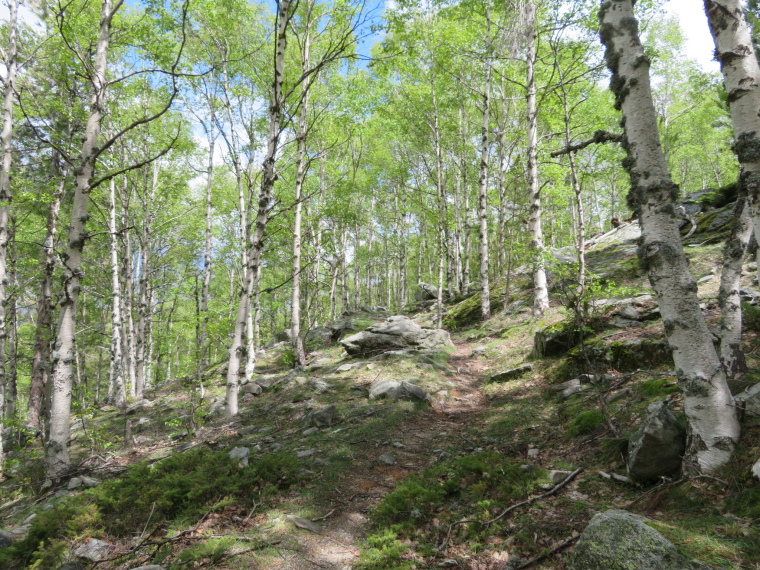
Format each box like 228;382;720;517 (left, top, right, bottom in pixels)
1;192;760;569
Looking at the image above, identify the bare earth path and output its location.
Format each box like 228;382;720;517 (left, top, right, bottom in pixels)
257;340;488;569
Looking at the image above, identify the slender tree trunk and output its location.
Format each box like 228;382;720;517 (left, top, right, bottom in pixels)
526;1;549;317
703;1;760;309
47;0;117;478
6;218;16;423
718;187;752;376
200;110;215;376
291;0;315;366
558;81;586;299
29;165;66;429
0;0;21;477
600;0;739;474
108;179;126;407
226;0;292;419
477;10;493;320
459;105;472;295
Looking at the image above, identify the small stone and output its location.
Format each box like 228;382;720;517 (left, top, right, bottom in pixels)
22;514;36;525
229;447;250;466
242;383;262;396
130;566;165;570
471;346;487;357
67;477;83;490
80;476;100;488
378;452;396;465
0;529;12;548
74;538;113;561
548;470;573;484
297;449;316;458
287;515;323;534
527;448;539;457
270;443;283;452
438;560;458;568
134;435;153;445
752;459;760;481
302;427;318;436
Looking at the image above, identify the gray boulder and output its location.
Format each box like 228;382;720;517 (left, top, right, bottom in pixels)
570;510;712;570
369;379;401;400
241;383;262;396
533;326;580;357
329;320;355;341
304;326;333;350
415;281;439;301
627;402;686;483
368;379;431;403
340;316;454;356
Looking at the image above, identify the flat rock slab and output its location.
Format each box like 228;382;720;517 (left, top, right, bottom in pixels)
490;364;534;382
340;315;454;356
287;515;323;534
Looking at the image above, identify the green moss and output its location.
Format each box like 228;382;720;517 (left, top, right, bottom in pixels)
568;410;606;437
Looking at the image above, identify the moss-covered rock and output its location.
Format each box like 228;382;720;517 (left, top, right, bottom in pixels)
570;510;713;570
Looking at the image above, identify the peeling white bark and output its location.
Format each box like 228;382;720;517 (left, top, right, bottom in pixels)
525;2;549;317
601;0;739;474
703;0;760;286
47;0;117;478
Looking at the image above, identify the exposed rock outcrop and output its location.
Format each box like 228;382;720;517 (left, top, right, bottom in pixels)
340;316;454;356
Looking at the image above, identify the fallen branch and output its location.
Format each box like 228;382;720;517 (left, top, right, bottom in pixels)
439;468;583;551
625;474;729;510
514;534;580;569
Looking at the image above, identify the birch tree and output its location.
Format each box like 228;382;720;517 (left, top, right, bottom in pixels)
703;0;760;374
600;0;739;474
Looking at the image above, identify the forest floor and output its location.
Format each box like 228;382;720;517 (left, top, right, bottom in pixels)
2;214;760;569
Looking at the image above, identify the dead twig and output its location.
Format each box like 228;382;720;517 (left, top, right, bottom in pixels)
439;468;583;551
514;534;580;569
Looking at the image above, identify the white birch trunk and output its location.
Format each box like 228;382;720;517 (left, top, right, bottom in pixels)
0;0;21;477
46;0;116;478
226;0;292;419
703;0;760;367
477;10;493;320
291;1;314;366
525;2;549;317
718;189;752;376
601;0;739;473
108;179;126;407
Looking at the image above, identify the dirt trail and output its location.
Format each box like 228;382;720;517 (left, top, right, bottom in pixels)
264;340;487;569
